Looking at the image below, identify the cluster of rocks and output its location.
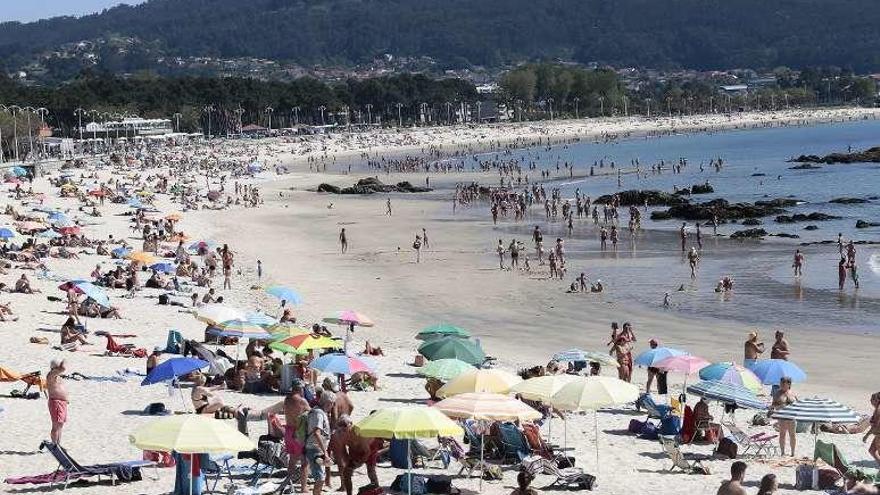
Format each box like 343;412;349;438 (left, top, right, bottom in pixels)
316;177;432;195
594;189;687;206
791;146;880;164
775;212;840;223
650;198;789;221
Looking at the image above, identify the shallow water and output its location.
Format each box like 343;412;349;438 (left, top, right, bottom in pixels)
480;119;880;333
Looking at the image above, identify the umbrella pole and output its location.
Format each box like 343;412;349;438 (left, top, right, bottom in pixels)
479;432;484;492
594;411;600;479
408;440;412;495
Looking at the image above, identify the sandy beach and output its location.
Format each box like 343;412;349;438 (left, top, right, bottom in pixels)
2;108;879;495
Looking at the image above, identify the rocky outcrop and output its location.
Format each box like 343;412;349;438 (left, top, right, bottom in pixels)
316;177;432;195
804;225;819;230
730;228;767;239
742;218;762;226
595;190;687;206
830;197;869;204
792;146;880;164
856;220;880;229
775;212;840;223
651;199;786;222
789;163;822;170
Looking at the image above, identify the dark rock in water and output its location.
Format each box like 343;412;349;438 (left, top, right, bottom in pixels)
649;210;672;220
318;177;433;195
742;218;762;226
789;163;822;170
775;212;840;223
830;197;869;204
596;190;686;206
730;228;767;239
804;225;819;230
771;233;801;239
756;198;800;207
751;173;766;177
690;183;714;194
855;220;880;229
656;198;786;221
791;146;880;164
317;183;341;194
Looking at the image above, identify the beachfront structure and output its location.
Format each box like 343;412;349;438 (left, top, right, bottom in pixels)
82;117;173;138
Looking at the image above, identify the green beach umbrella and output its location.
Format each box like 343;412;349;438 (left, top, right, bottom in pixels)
416;323;471;341
418;337;485;366
417;359;475;381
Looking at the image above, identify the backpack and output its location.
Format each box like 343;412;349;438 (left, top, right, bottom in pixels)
357;484;385;495
425;475;452;494
295;410;312;442
628;418;646;434
391;473;427;495
716;437;738;459
638;422;659;441
795;463;816;490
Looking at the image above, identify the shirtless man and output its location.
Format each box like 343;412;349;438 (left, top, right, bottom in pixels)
339;228;348;253
687;247;700;278
283;386;311;494
743;331;765;367
716;461;747;495
338;417;382;495
770;330;790;361
679;222;688;252
793;249;805;277
47;359;69;444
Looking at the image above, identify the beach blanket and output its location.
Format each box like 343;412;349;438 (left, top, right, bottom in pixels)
103;335;147;358
5;470;82;485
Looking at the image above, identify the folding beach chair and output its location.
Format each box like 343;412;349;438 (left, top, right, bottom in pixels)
39;440;156;489
722;422;778;457
521;455;595;489
495;422;531;463
435;436;481;477
636;393;672;420
659;436;710;474
815;439;880;485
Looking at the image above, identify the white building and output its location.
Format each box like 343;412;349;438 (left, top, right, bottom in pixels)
83;117;173;137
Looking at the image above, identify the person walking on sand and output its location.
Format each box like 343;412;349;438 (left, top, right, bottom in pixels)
413;235;422;263
696;223;703;250
385;198;392;216
792;249;804;277
422;228;429;249
496;239;506;270
687;246;700;278
679;222;688;251
47;359;69;444
864;392;880;468
339;228;348;253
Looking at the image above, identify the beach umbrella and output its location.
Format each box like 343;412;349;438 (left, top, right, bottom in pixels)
434;392;539;490
16;220;47;232
310;352;377;375
56;225;81;236
141;357;208;386
130;415;255;454
686;380;768;410
510;374;580;403
195;304;246;325
265;285;303;305
207;191;221;201
655;355;711;376
747;359;807;385
266;323;311;339
37;229;61;239
245;311;277;327
416;324;471;340
11;166;27;177
127;197;144;209
552;348;619;368
88;189;107;197
5;177;21;185
634;347;687;367
188;240;217;252
699;362;763;393
58;280;110;308
436;369;521;398
208;320;271;340
550;376;639;477
127;251;157;264
417;359;475;381
111;246;132;258
418;337;485;366
165;212;182;221
0;228;16;239
322;310;374;327
270;334;342;353
355;407;462;495
771;397;860;424
150;262;177;274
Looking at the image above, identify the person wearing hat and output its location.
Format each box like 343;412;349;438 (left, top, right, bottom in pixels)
146;347;162;374
46;359;69;444
744;331;765;368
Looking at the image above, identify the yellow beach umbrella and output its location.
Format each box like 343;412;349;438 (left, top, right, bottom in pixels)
355;407;463;439
550;376;639;411
436;369;521;398
267;323;311;339
510;374;580;402
129;415;255;454
433;392;540;422
127;251;157;264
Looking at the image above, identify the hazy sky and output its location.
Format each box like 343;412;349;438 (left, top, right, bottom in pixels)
2;1;147;23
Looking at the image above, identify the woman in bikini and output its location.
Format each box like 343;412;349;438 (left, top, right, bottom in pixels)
864;392;880;467
191;373;232;416
771;376;798;456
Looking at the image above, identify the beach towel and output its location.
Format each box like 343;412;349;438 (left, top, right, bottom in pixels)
5;470;82;485
104;335;147;358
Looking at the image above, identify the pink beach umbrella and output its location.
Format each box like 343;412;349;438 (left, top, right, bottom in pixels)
655;355;711;388
322;310;375;351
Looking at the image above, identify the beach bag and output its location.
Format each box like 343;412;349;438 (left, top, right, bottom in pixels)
577;473;596;490
426;475;452;494
660;415;682;436
628;419;645;434
357;484;385;495
145;402;168;415
556;456;576;469
391;473;427;495
482;465;503;481
751;413;769;426
795;463;817;490
717;437;738;459
638;422;659;440
817;468;841;489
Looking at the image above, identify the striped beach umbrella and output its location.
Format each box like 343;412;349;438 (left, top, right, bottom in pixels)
553;348;619;367
770;397;860;423
208;320;272;340
747;359;807;385
310;353;377;376
686;380;768;410
699;362;763;393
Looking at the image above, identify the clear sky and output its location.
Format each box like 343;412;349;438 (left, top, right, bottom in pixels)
2;1;147;23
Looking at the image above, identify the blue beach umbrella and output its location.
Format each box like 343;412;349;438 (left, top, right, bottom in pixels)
11;166;27;177
0;227;16;239
686;381;768;410
141;357;209;386
59;280;111;308
245;311;277;327
634;347;687;367
127;197;144;209
38;230;62;239
112;246;132;258
150;262;177;274
747;359;807;385
310;353;377;376
265;285;303;305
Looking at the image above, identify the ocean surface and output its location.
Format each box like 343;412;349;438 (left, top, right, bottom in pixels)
475;118;880;333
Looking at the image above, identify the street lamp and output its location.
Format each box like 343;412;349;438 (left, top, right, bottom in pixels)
318;105;326;126
476;101;482;123
573;97;580;119
666;97;672;118
8;105;21;161
204;104;215;138
644;98;652;118
74;107;86;143
547;97;554;120
0;104;6;163
173;112;182;133
445;101;452;124
36;107;48;157
23;106;35;159
265;106;274;131
395;102;403;127
622;96;628;117
598;96;605;117
292;106;300;126
365;104;373;125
